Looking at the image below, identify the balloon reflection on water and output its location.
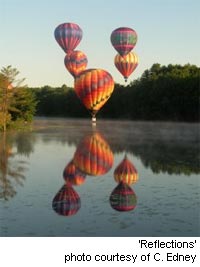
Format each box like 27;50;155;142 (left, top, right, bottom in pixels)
109;182;137;212
52;131;139;216
52;158;87;216
63;160;86;186
52;184;81;216
114;154;138;185
73;132;114;176
110;154;138;212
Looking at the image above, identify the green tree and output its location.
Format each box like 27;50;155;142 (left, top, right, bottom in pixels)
126;64;200;121
10;87;37;122
0;72;13;131
0;66;37;131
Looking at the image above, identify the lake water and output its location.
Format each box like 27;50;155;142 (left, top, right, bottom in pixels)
0;119;199;237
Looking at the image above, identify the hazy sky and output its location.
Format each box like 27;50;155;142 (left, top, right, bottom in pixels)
1;0;199;87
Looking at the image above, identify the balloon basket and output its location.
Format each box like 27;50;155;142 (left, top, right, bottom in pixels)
92;116;96;126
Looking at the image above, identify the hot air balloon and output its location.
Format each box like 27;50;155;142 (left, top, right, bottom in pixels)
74;69;114;121
114;155;138;185
63;160;86;186
73;132;114;176
110;27;137;56
114;52;139;82
52;184;81;216
64;50;88;78
109;182;137;212
54;22;82;54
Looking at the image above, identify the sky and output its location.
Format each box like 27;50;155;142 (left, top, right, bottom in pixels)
0;0;199;87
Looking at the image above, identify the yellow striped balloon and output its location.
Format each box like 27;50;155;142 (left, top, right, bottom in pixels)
114;52;138;82
114;154;138;185
74;69;114;118
64;50;88;78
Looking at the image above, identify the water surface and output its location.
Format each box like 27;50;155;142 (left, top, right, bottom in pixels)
0;119;199;236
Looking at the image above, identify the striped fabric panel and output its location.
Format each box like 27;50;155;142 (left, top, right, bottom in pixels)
111;27;137;56
54;23;83;53
74;69;114;113
73;132;114;176
64;50;88;77
52;184;81;216
63;159;86;186
114;52;139;80
114;155;138;185
109;182;137;212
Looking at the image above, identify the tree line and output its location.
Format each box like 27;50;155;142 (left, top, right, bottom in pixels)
1;63;199;132
0;66;37;131
31;63;200;122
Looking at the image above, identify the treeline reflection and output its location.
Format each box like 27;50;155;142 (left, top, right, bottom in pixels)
0;121;199;201
34;120;200;176
0;132;36;200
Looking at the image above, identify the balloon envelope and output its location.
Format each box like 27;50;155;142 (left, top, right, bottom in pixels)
64;50;88;78
114;52;138;82
73;132;114;176
114;155;138;185
110;27;137;56
52;184;81;216
54;22;82;53
63;159;86;186
74;69;114;117
110;182;137;212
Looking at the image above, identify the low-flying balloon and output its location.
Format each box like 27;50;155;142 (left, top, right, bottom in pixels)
74;69;114;120
114;154;138;185
109;182;137;212
73;132;114;176
64;50;88;78
114;52;138;82
110;27;137;56
54;22;82;54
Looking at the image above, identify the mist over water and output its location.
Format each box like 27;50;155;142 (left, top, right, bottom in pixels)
0;119;199;236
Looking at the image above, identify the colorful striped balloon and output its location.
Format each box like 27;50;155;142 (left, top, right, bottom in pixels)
114;155;138;185
73;132;114;176
109;182;137;212
64;50;88;78
114;52;139;82
74;69;114;118
52;184;81;216
54;22;82;54
63;159;86;186
110;27;137;56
